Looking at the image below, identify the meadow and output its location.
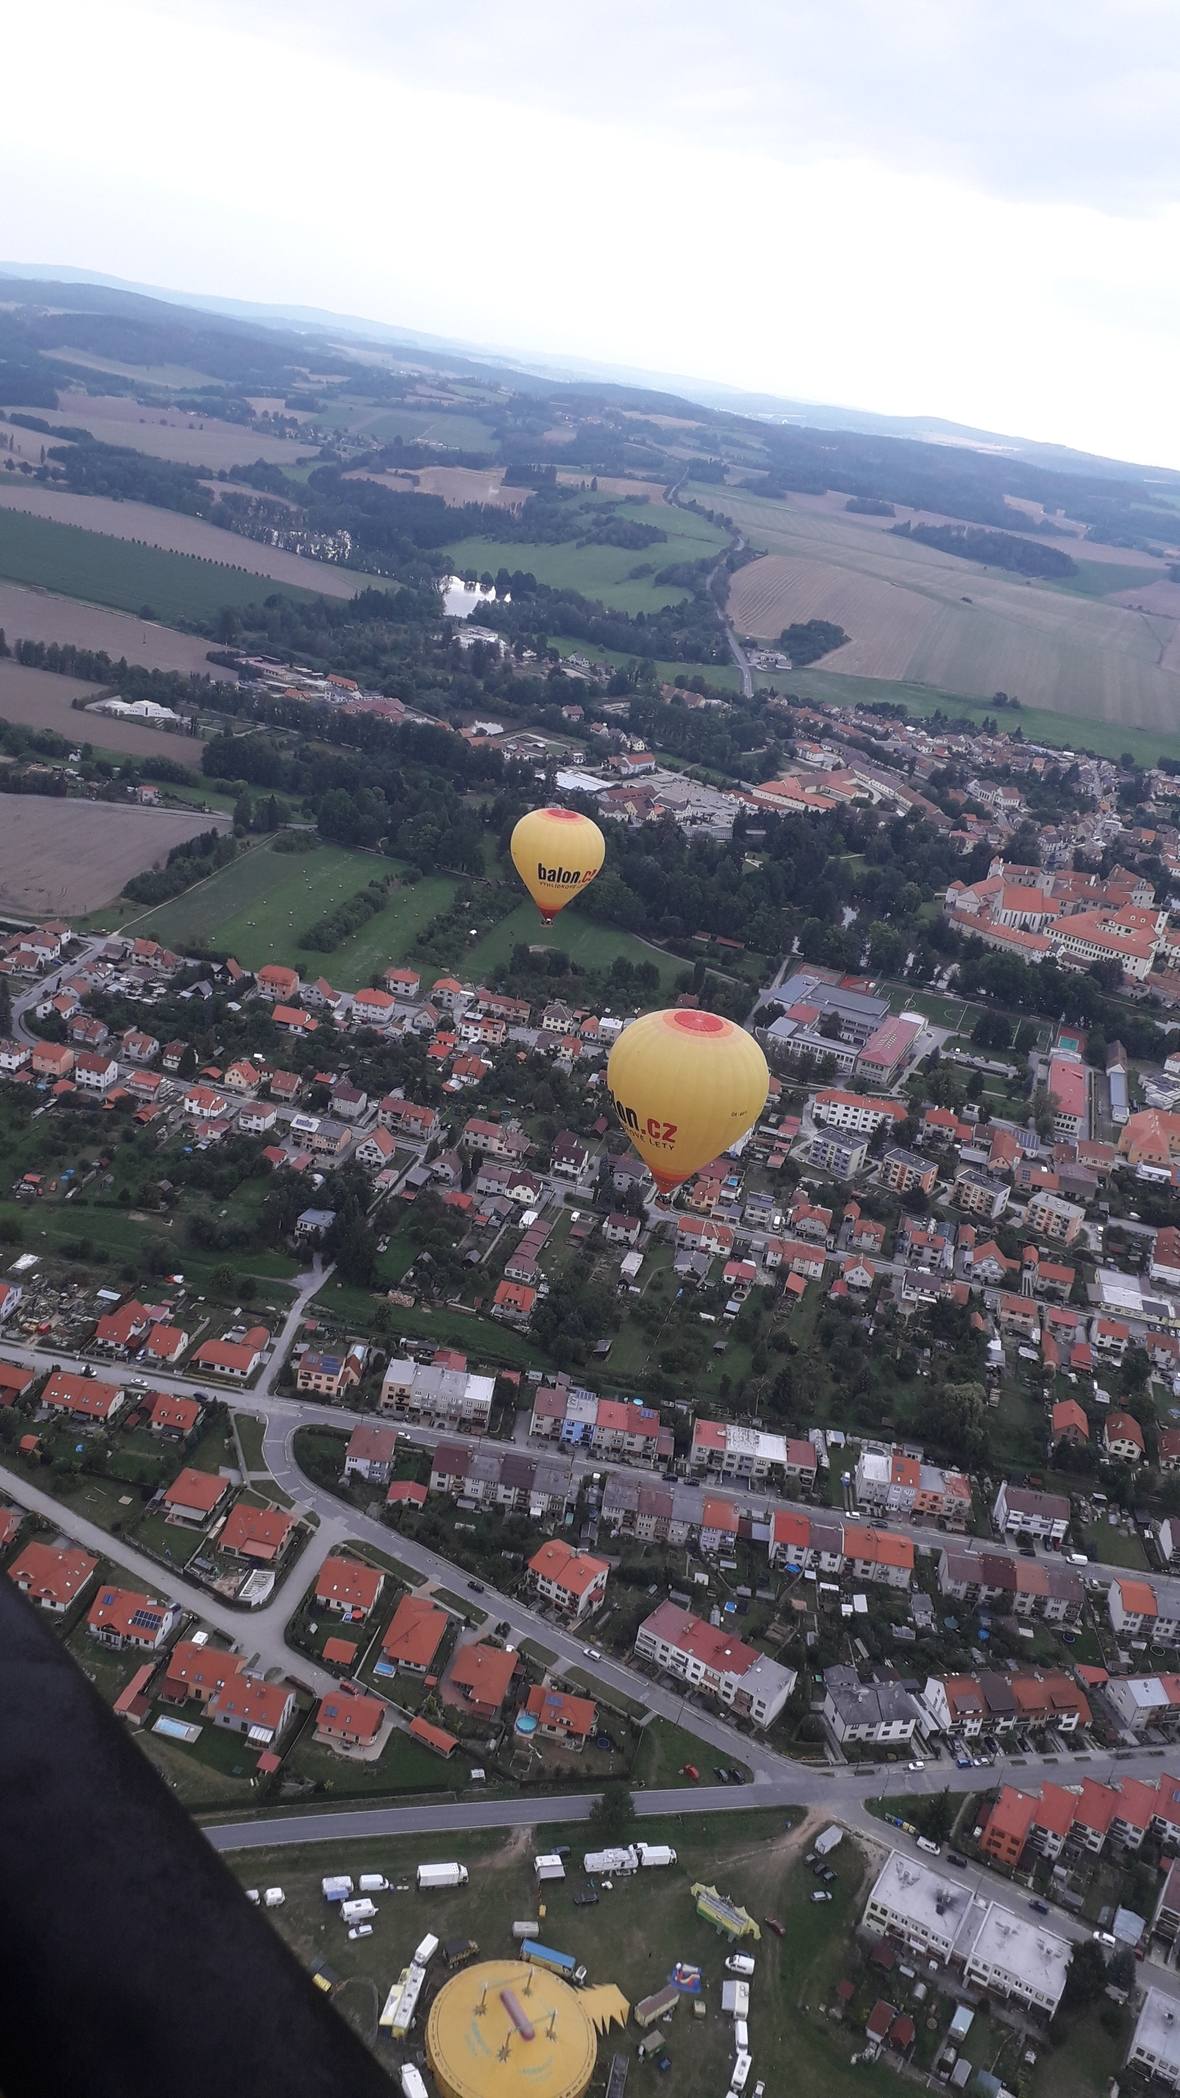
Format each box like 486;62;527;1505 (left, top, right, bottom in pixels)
447;500;729;616
0;509;328;625
0;487;370;603
701;480;1180;734
315;396;498;451
126;838;464;986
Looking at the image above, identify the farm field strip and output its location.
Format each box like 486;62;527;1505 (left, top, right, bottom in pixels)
1;389;316;470
0;510;329;625
0;797;229;917
0;581;238;679
462;900;684;990
705;482;1180;730
0;661;209;758
0;485;377;599
786;667;1180;766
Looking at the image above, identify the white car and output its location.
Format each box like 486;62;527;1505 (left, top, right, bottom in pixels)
907;1760;925;1772
583;1647;602;1661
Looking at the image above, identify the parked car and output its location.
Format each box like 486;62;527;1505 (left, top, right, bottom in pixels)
1030;1900;1049;1916
907;1759;925;1772
810;1891;833;1903
574;1891;599;1907
468;1579;485;1593
764;1918;785;1938
947;1853;968;1869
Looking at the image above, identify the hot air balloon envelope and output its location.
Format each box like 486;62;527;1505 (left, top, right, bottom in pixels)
510;806;606;924
606;1009;769;1194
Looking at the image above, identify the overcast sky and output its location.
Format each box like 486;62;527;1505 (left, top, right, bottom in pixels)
6;0;1180;465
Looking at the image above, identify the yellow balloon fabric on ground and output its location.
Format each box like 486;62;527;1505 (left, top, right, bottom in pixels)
606;1008;770;1193
510;806;606;923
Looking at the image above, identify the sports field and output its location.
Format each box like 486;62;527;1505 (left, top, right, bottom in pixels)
0;509;330;625
447;501;729;616
703;481;1180;734
126;838;463;986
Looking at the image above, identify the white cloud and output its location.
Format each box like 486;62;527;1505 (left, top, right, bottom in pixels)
3;0;1180;464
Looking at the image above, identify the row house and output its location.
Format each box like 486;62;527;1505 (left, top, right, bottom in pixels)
980;1768;1180;1874
40;1368;126;1426
938;1548;1082;1622
768;1510;914;1588
854;1446;971;1527
601;1475;695;1548
529;1386;664;1465
462;1116;528;1160
992;1480;1069;1546
690;1418;818;1490
427;1441;576;1519
634;1600;796;1729
763;1236;827;1282
922;1669;1088;1740
822;1664;920;1746
379;1359;496;1430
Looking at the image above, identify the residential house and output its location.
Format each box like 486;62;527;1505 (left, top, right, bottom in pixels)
8;1540;97;1612
218;1503;297;1565
315;1690;384;1751
444;1641;519;1721
822;1665;919;1745
380;1594;449;1675
296;1344;367;1399
528;1539;609;1619
314;1554;384;1622
86;1585;180;1650
522;1684;597;1750
992;1481;1070;1546
1104;1410;1145;1464
39;1368;126;1426
342;1423;400;1485
162;1468;232;1526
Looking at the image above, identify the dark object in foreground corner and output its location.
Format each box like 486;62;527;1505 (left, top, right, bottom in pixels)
0;1581;394;2098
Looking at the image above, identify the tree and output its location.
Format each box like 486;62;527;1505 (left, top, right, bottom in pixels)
1062;1938;1108;2010
588;1784;635;1843
211;1264;235;1295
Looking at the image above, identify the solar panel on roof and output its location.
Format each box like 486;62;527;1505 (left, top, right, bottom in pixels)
130;1608;160;1630
101;1590;116;1604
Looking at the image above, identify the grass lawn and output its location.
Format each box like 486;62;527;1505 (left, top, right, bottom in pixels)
0;507;321;623
0;1197;299;1290
461;902;683;994
234;1413;267;1471
137;1721;260;1810
634;1718;750;1789
342;1538;426;1588
132;1508;202;1567
446;507;728;617
1083;1516;1148;1570
518;1637;558;1668
311;1279;557;1372
187;1414;238;1475
283;1728;452;1799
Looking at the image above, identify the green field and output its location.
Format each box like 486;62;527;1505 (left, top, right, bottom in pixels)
317;398;498;451
785;665;1180;767
551;633;743;693
461;901;683;991
701;481;1180;743
447;504;729;616
0;508;322;624
121;839;463;987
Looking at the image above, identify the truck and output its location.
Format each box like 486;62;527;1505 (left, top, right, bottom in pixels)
512;1920;541;1941
263;1887;285;1909
416;1863;468;1890
321;1875;354;1903
731;2051;752;2093
636;1844;677;1870
400;2070;429;2098
815;1827;843;1859
583;1847;639;1877
534;1853;567;1882
636;2032;667;2062
634;1984;680;2030
521;1940;588;1987
340;1899;378;1925
412;1934;440;1969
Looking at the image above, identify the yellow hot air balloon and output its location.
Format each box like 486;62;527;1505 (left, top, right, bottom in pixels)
606;1009;769;1195
510;806;606;924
